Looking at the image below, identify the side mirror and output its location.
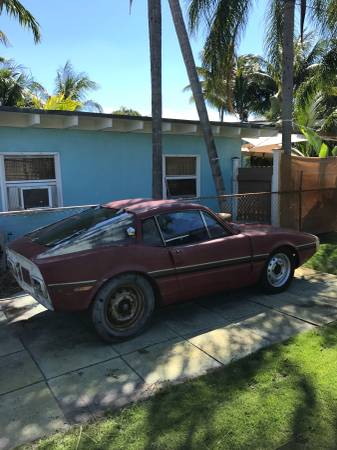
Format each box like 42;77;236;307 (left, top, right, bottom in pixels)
126;227;136;237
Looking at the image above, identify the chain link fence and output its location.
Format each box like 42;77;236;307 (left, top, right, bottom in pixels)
178;187;337;233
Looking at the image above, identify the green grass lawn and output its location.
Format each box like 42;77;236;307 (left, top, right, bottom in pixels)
23;322;337;450
305;232;337;275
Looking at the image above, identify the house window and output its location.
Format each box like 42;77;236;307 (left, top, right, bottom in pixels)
163;156;199;199
2;155;61;211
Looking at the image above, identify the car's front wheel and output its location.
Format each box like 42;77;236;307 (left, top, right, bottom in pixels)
92;274;155;342
260;249;295;294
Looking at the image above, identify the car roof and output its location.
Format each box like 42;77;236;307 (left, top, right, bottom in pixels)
103;198;205;217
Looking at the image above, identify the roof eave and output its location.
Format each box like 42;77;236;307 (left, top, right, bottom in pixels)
0;106;278;138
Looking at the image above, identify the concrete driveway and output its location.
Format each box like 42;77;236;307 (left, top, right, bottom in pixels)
1;268;337;449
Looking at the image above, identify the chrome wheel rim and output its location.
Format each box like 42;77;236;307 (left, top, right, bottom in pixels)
267;253;291;288
106;284;144;330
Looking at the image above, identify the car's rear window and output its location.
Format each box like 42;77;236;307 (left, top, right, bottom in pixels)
27;206;125;247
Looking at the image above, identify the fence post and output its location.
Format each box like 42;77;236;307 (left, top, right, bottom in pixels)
298;170;303;231
231;157;240;220
271;149;281;226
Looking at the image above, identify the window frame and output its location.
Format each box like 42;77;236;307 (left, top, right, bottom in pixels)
162;154;200;199
146;208;232;248
0;152;63;211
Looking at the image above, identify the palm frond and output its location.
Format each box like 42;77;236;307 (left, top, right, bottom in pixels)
0;0;40;43
0;30;9;46
188;0;253;75
264;0;283;69
80;100;103;113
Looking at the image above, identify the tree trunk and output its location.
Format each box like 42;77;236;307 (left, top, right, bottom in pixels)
168;0;227;211
148;0;163;198
281;0;295;155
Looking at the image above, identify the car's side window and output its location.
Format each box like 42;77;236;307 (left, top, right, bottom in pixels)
157;210;208;246
202;211;229;239
142;217;163;246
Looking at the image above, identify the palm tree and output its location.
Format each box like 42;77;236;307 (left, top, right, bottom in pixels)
295;37;337;120
130;0;163;199
54;61;102;112
188;0;336;75
0;59;42;107
294;38;337;141
131;0;227;203
188;0;337;154
168;0;226;208
184;55;277;121
264;32;329;121
0;0;40;45
184;66;230;122
148;0;163;199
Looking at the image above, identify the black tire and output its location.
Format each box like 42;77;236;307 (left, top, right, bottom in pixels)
92;273;155;343
260;248;295;294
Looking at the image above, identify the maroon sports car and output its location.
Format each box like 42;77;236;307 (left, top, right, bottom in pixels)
7;199;318;342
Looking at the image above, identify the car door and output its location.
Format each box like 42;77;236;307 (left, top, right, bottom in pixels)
156;209;253;301
140;216;180;305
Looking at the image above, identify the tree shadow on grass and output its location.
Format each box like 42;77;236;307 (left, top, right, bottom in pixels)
141;332;337;450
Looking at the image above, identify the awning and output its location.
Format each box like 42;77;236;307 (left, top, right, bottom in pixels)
242;133;307;154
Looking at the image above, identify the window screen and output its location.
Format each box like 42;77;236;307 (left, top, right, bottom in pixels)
165;157;196;176
4;157;55;181
157;210;208;246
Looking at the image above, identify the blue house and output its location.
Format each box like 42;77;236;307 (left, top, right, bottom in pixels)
0;107;276;242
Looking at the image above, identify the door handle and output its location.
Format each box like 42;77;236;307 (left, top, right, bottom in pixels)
175;249;182;254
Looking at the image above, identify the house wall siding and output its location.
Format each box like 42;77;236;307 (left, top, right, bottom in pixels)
0;126;241;240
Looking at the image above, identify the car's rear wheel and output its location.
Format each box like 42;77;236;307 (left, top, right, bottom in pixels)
260;249;295;294
92;274;155;342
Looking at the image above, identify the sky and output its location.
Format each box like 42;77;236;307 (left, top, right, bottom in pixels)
0;0;269;120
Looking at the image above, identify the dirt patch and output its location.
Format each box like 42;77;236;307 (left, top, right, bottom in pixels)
0;271;21;298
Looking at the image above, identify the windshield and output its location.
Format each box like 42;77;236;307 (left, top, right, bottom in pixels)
28;206;121;247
